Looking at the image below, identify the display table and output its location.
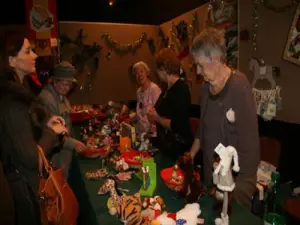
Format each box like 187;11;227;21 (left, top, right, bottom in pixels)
68;151;263;225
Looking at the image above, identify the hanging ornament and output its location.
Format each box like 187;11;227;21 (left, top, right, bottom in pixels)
60;29;102;73
147;38;156;55
252;0;260;52
158;28;169;49
106;52;112;61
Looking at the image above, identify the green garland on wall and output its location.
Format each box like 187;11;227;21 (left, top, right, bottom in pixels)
60;29;102;73
101;32;147;56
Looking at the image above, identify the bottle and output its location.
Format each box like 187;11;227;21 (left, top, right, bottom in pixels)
264;171;286;225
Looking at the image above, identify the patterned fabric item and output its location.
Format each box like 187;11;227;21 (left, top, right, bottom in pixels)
136;82;161;136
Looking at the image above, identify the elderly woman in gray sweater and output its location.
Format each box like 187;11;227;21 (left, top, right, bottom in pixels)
189;27;260;210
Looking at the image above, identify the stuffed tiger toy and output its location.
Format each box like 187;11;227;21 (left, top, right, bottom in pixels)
98;177;148;225
118;193;149;225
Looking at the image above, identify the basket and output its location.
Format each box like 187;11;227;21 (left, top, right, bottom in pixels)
81;147;107;158
160;167;201;192
160;167;185;192
121;150;151;169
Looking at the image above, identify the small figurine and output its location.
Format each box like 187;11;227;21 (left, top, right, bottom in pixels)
139;132;150;151
101;125;112;136
142;166;150;190
141;196;165;221
88;120;93;132
171;164;179;181
177;153;206;204
112;113;119;124
109;151;121;164
213;144;240;225
116;157;129;171
103;136;114;146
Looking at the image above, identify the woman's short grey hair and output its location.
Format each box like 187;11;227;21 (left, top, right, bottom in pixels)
190;27;227;63
132;61;151;76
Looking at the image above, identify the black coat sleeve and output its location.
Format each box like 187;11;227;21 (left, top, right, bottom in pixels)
4;104;58;169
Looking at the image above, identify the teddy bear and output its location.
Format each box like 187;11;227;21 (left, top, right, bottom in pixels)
151;203;204;225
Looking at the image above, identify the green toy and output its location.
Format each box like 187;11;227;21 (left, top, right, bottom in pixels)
139;158;156;197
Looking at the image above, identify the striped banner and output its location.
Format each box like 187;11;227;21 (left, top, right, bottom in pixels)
25;0;58;40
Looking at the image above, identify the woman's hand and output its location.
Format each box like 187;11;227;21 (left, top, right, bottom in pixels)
51;123;69;135
47;116;66;127
74;140;87;152
147;108;158;124
47;116;68;135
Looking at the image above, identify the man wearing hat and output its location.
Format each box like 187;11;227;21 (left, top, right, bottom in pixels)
39;61;87;178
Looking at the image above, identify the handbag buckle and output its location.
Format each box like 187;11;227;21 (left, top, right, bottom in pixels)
39;191;45;201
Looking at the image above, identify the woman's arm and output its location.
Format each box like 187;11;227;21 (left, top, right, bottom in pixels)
150;85;162;107
4;104;58;169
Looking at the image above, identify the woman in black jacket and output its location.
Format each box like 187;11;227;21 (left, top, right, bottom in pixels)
147;48;193;160
0;33;68;225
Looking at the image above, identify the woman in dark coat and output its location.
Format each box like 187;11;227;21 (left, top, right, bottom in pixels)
147;48;193;160
0;33;68;225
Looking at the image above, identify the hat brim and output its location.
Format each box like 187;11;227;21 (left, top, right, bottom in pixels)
52;76;77;83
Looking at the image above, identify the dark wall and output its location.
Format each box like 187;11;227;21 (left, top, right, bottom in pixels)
0;0;208;25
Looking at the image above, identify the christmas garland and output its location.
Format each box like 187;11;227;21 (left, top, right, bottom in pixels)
262;0;297;13
101;32;147;56
60;29;102;73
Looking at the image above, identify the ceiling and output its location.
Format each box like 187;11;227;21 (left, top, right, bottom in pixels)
0;0;208;25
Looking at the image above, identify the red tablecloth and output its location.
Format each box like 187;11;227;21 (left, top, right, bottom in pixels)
70;112;107;123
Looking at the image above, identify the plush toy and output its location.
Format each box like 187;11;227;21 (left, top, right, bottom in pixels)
139;132;150;151
143;196;166;211
116;157;129;171
177;153;206;203
151;203;204;225
212;145;240;225
101;124;112;136
98;177;147;225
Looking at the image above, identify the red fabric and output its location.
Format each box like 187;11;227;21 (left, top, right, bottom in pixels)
29;73;42;86
154;210;161;219
121;150;151;166
118;114;130;123
167;213;176;221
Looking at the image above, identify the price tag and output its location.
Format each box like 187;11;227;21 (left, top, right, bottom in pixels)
214;143;226;155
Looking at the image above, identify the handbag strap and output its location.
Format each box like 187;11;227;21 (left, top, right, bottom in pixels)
37;145;52;175
37;145;65;216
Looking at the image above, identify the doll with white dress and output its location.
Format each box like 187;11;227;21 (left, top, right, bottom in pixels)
213;144;240;225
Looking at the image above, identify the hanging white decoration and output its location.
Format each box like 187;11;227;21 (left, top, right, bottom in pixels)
249;58;282;121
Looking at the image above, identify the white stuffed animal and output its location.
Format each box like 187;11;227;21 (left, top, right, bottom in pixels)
139;132;150;151
151;203;204;225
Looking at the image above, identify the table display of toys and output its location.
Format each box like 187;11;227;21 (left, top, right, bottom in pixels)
76;103;247;225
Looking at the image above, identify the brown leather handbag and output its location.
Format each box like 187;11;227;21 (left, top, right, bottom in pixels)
37;145;79;225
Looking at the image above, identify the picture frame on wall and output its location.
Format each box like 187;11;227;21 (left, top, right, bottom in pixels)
283;4;300;66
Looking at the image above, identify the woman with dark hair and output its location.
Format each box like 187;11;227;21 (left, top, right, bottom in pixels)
147;48;193;160
0;33;68;224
